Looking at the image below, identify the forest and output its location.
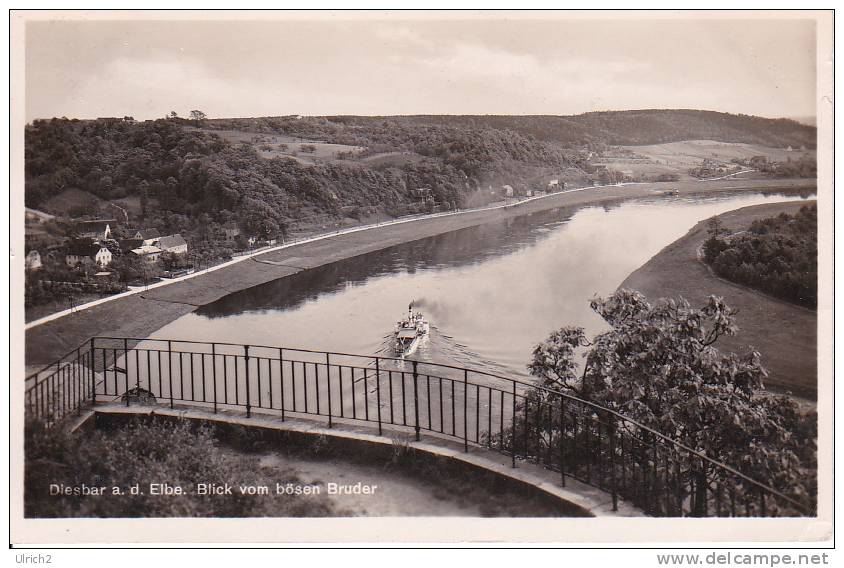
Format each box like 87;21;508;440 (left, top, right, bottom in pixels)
213;110;816;150
702;204;817;308
25;116;583;241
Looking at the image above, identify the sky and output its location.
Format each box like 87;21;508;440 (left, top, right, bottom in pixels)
24;16;817;122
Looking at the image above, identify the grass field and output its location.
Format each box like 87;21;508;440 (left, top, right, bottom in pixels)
359;151;427;168
591;140;816;181
196;127;364;163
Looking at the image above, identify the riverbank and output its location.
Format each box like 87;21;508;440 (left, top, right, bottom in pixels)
24;177;816;370
620;200;817;400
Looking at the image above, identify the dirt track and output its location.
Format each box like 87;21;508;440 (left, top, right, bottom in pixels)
25;177;816;371
620;200;817;400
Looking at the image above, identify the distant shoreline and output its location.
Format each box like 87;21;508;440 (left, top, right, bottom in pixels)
25;177;816;370
619;200;817;401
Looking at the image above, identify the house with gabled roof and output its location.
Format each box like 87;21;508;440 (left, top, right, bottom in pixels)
130;245;163;263
157;234;188;255
65;241;112;268
74;219;115;241
132;228;161;246
25;250;42;271
119;238;144;254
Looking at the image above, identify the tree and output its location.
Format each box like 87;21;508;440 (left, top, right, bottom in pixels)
138;179;150;216
707;215;725;239
157;252;184;271
190;110;207;126
528;289;816;513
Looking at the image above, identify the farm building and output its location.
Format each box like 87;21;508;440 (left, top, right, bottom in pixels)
157;234;188;254
222;225;240;242
65;242;113;268
119;238;144;254
132;228;161;246
25;250;42;271
130;245;163;263
73;219;115;241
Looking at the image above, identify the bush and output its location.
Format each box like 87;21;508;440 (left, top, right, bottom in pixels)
24;417;339;518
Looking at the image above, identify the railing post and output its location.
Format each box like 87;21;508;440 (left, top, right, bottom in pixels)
211;343;218;414
244;345;251;418
609;415;618;511
123;338;130;407
464;369;469;453
375;357;382;436
89;338;96;407
558;397;564;483
412;360;420;441
168;340;174;409
325;353;332;428
511;381;517;468
279;348;285;422
75;347;81;415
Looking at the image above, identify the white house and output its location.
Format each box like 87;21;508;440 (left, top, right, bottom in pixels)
74;219;115;241
66;242;112;268
223;226;240;242
502;185;514;197
25;250;42;270
157;234;188;254
130;245;163;263
133;228;161;246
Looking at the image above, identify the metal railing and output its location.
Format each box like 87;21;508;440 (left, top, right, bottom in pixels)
24;336;813;517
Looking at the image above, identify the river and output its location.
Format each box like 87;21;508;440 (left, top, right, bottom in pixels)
151;191;813;381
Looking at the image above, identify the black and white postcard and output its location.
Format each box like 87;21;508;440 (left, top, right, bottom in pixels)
8;9;834;547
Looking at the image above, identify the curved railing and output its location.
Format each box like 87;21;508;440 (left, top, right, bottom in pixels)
24;336;814;517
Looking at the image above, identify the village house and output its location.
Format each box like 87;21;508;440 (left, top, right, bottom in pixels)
222;225;241;243
412;187;434;204
502;184;514;197
119;238;144;254
132;228;161;246
25;250;42;271
130;245;163;263
74;219;115;241
65;241;113;268
157;234;188;254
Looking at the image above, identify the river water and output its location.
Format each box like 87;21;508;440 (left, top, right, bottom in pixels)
151;191;812;381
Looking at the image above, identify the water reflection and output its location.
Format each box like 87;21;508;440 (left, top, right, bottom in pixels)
153;192;813;379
